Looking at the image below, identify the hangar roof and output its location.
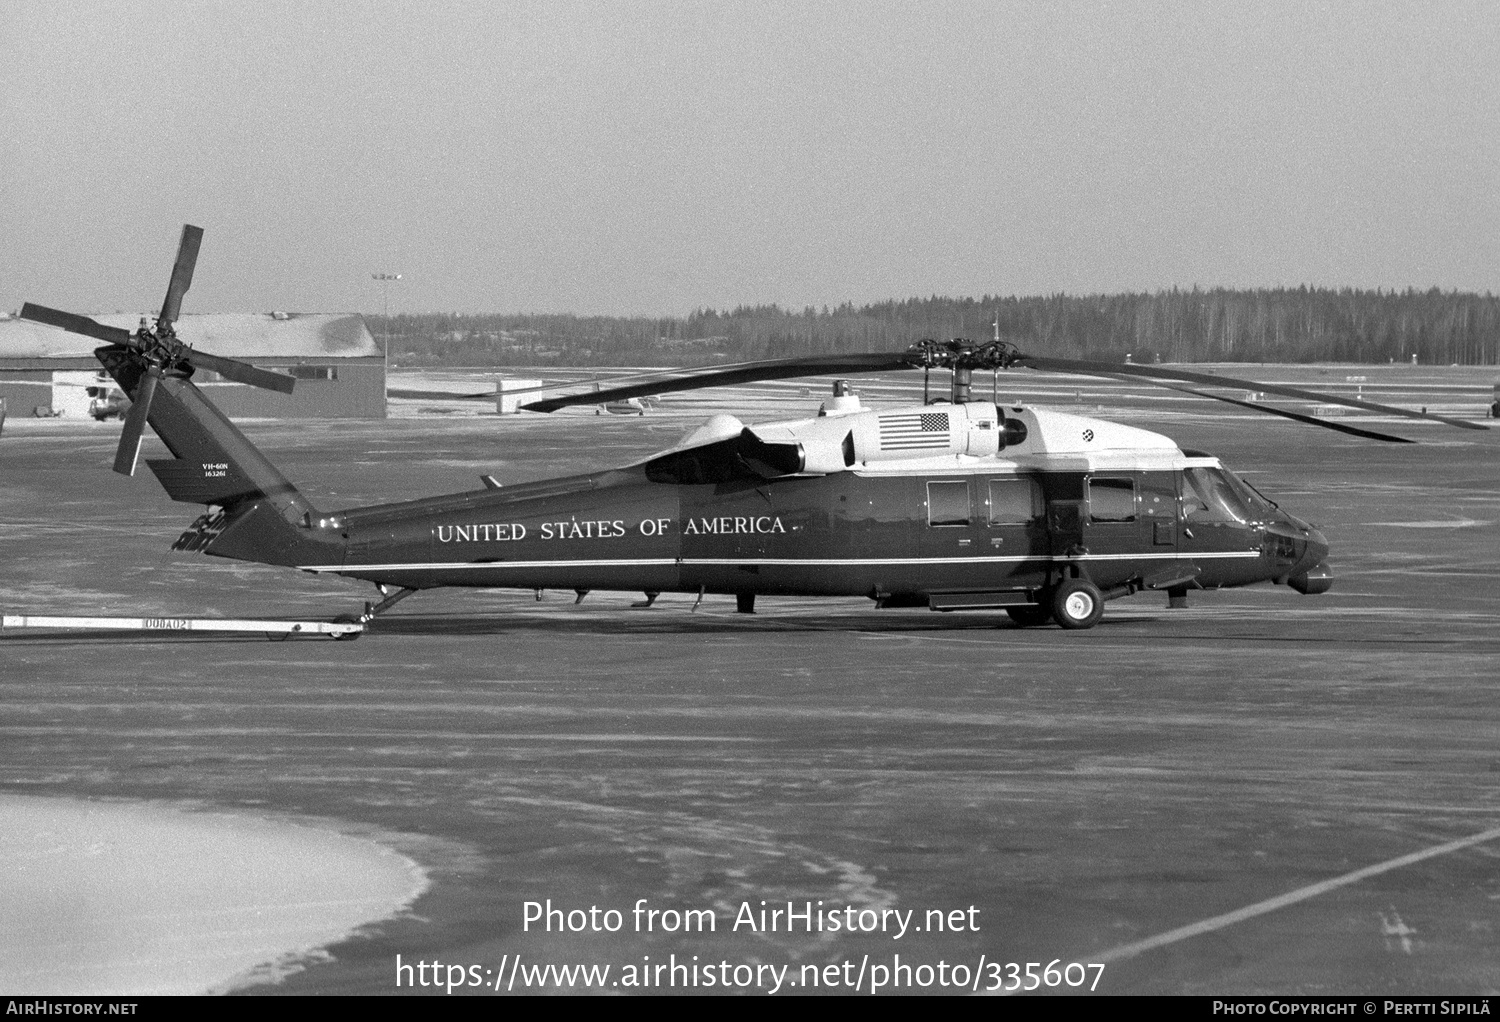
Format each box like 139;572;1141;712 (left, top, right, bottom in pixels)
0;313;379;360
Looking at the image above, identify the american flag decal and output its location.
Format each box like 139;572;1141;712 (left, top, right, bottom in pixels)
878;411;951;450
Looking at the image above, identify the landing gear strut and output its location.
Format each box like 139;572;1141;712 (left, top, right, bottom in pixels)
334;584;420;636
362;584;419;622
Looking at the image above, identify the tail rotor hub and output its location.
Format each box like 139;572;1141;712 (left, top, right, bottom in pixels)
18;224;297;476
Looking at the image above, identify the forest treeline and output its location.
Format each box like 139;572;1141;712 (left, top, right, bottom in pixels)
369;287;1500;368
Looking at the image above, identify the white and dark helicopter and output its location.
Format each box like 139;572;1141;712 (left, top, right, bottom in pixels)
18;226;1488;631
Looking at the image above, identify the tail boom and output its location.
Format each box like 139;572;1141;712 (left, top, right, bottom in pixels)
99;347;339;568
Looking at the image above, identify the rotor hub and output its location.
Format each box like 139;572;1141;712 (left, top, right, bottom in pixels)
122;315;204;380
904;337;1024;371
905;338;1023;404
133;324;176;366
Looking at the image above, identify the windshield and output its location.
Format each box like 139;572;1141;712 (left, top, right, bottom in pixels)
1230;474;1278;513
1221;469;1278;517
1182;467;1275;523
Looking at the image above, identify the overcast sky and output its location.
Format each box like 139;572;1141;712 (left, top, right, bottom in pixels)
3;1;1497;317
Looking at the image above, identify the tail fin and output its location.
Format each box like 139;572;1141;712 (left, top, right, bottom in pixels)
100;348;339;567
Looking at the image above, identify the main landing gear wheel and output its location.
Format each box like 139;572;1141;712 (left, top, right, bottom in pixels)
1051;579;1104;630
1005;605;1053;627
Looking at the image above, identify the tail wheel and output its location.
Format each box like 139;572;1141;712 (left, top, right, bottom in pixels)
1051;579;1104;630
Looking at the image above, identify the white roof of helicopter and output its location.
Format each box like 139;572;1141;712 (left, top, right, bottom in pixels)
853;406;1195;475
650;397;1209;477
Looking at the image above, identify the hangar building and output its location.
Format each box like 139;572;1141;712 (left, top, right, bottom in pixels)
0;312;385;419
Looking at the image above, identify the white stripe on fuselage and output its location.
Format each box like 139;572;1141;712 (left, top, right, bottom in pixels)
297;551;1262;574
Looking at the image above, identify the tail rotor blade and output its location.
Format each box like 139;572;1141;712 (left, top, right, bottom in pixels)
19;303;133;346
184;348;296;394
113;371;158;476
158;224;204;326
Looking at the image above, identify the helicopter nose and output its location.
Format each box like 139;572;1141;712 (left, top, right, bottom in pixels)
1287;527;1333;595
1304;527;1329;567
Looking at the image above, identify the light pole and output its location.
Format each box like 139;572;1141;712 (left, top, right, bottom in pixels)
371;273;402;366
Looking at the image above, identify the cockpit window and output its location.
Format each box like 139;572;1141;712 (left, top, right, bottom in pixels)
1182;467;1274;523
1221;470;1278;517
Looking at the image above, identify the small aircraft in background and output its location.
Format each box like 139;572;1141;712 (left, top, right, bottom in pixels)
55;374;130;420
598;393;656;416
18;225;1487;631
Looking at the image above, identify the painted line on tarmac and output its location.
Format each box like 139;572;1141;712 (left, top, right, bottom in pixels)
989;823;1500;995
1092;823;1500;967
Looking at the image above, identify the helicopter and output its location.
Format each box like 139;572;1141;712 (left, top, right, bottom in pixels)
17;225;1489;631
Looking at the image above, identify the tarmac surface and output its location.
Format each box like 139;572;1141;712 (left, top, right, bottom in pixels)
2;367;1499;995
0;795;426;994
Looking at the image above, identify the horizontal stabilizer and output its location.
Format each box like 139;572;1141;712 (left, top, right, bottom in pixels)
146;457;264;506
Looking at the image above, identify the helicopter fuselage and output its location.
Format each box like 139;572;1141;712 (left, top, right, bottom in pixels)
221;400;1333;619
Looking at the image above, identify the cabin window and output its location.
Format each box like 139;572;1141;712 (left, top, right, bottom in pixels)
1138;475;1177;518
927;480;971;527
1088;476;1136;522
987;477;1044;525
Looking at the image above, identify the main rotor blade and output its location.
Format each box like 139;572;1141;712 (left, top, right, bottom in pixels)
184;349;296;394
1017;356;1489;431
19;303;133;345
113;371;158;476
159;224;204;326
521;353;915;412
1099;374;1417;443
386;388;496;401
